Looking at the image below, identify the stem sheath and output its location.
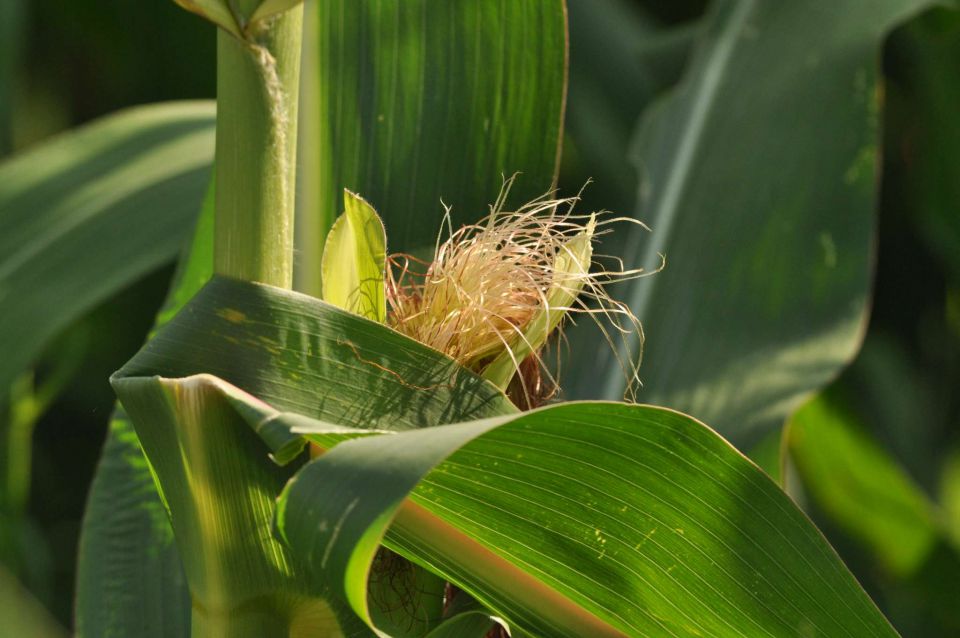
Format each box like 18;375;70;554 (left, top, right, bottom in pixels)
215;6;303;288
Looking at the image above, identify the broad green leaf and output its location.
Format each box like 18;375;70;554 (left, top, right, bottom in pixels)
110;274;894;636
296;0;567;294
110;275;514;631
564;0;699;214
321;190;387;322
787;394;945;577
116;276;514;428
0;101;214;408
275;402;897;638
0;103;214;636
568;0;939;446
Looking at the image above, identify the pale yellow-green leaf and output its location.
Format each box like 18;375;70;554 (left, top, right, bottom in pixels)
320;190;387;323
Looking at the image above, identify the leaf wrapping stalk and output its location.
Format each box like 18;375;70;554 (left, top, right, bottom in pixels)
213;1;303;288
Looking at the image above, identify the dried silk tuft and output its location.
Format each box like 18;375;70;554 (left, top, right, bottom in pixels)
386;179;657;407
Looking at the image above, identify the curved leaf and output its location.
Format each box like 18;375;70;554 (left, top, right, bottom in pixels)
275;401;897;637
116;276;514;429
0;101;214;401
110;274;896;637
788;394;944;577
568;0;939;445
109;275;513;631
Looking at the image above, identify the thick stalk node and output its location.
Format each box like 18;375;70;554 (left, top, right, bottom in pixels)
214;7;303;288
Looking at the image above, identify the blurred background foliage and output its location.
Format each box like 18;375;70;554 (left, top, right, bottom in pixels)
1;0;958;635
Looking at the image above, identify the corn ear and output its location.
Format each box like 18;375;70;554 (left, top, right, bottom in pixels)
482;215;595;389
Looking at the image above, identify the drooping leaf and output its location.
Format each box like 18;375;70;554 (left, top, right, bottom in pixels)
567;0;940;446
273;398;899;637
787;390;960;634
0;101;214;405
321;190;387;322
109;275;514;632
116;276;514;429
110;274;896;637
296;0;568;294
0;103;214;635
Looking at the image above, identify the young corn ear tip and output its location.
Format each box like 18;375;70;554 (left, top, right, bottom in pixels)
386;182;655;403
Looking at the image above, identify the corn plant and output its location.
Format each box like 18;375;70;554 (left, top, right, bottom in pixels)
1;0;954;636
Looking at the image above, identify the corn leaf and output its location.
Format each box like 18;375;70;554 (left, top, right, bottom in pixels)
787;394;947;577
109;275;514;632
113;275;894;637
0;101;214;406
276;401;898;638
567;0;940;446
0;104;214;636
76;183;216;638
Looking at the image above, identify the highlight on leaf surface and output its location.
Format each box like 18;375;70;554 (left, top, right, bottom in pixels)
385;180;654;408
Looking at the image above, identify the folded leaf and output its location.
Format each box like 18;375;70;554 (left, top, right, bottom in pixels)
110;275;513;632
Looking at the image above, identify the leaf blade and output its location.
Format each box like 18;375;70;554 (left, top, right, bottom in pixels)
277;401;898;638
568;0;939;445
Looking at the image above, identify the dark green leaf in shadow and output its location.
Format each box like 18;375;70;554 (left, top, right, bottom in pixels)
76;181;215;638
567;0;939;447
0;101;215;404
